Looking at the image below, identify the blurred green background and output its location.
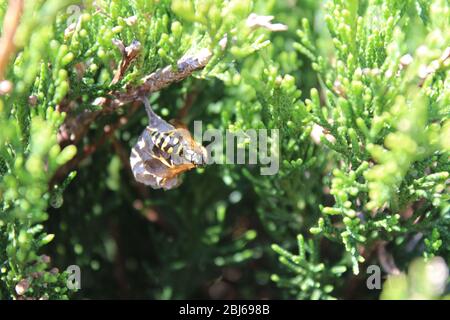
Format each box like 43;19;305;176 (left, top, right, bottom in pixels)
0;0;449;299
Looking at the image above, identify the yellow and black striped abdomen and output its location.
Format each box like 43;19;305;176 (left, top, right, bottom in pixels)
147;128;183;155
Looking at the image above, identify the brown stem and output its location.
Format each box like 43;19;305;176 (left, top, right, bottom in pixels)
110;136;173;234
58;48;212;147
52;101;141;184
0;0;24;80
177;87;200;120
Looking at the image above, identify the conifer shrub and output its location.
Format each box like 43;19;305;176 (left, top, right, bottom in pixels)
0;0;448;299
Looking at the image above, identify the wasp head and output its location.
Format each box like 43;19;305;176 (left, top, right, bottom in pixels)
183;145;208;167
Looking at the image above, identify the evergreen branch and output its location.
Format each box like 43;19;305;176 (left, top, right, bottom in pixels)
58;47;212;147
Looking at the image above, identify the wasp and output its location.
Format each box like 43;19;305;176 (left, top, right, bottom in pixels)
130;96;208;190
146;126;205;166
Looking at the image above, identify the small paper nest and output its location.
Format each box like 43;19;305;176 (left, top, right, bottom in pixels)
130;101;205;190
130;127;180;190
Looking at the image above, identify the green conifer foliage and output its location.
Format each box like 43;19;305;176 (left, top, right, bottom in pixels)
0;0;448;299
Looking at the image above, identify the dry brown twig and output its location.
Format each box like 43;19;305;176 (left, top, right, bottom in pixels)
177;87;200;120
110;39;141;85
52;101;141;183
57;12;282;149
58;46;212;147
0;0;24;81
54;37;212;188
377;241;401;275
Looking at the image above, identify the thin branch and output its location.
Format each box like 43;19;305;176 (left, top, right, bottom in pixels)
0;0;24;81
177;87;200;120
111;39;141;85
58;48;212;147
52;101;141;183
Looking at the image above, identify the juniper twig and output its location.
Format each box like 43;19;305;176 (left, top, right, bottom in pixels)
52;101;141;184
58;48;212;147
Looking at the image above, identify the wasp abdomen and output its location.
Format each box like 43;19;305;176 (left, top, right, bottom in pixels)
147;128;183;156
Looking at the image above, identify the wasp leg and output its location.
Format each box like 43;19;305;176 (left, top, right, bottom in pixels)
152;154;174;168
